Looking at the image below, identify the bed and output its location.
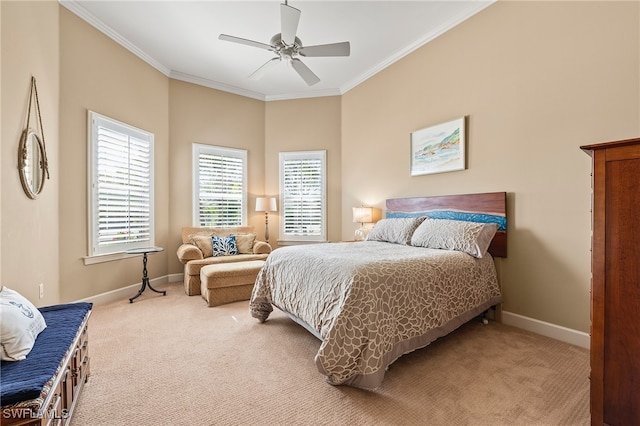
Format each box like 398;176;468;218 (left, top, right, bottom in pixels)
250;192;507;389
1;302;92;425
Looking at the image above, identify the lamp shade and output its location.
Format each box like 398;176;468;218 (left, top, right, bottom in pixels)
256;197;277;212
352;207;373;223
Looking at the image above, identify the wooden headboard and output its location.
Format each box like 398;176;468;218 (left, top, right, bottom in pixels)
386;191;507;257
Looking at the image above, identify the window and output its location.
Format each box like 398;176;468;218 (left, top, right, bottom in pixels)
279;150;326;242
88;111;154;258
192;144;247;227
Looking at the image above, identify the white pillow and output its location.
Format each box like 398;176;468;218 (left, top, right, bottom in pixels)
366;217;427;245
0;286;47;361
410;218;499;258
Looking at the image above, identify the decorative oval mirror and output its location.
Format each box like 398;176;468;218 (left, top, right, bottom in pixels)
18;129;47;199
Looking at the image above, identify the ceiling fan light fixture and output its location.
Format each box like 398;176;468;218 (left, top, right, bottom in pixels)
218;1;350;85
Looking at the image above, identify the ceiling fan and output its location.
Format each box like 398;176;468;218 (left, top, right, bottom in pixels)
218;1;350;86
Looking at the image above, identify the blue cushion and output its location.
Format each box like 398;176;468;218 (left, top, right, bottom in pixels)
1;302;92;406
212;235;238;256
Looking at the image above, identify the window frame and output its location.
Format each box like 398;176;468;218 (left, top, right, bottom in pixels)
87;111;155;262
192;143;248;228
279;150;327;243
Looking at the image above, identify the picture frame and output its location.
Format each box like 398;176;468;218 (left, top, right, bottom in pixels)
410;117;466;176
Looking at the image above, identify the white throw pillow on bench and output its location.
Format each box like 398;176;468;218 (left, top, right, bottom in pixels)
0;286;47;361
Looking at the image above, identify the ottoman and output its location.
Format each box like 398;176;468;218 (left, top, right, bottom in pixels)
200;260;265;307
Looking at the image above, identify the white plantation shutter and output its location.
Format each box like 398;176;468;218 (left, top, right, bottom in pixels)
279;151;326;241
193;144;247;227
89;112;154;256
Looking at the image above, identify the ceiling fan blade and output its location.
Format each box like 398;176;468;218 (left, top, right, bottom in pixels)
249;57;281;80
291;58;320;86
299;42;351;57
219;34;273;51
280;3;301;45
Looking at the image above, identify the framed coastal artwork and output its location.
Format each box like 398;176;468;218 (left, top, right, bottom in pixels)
410;117;466;176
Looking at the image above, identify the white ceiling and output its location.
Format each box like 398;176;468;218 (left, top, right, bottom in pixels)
60;1;494;101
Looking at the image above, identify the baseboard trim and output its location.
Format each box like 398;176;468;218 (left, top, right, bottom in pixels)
76;275;175;305
168;273;183;283
502;311;590;349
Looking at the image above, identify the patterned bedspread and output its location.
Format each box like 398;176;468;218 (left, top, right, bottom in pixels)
249;241;502;389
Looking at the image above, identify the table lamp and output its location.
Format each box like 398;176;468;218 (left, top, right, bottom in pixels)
352;206;373;241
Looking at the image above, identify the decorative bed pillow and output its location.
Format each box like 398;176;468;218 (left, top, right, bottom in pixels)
366;217;427;245
234;233;256;254
0;286;47;361
410;218;499;258
212;235;239;256
190;235;213;258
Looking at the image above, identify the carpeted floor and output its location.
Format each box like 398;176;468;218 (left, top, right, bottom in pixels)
70;282;589;426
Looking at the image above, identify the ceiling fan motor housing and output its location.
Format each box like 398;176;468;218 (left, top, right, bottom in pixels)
270;33;302;60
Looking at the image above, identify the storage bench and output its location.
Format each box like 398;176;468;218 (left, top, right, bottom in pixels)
200;260;265;307
1;302;92;426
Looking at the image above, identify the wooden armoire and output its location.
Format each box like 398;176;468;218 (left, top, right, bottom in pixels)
581;138;640;426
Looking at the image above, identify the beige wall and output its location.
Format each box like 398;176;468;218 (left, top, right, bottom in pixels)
168;80;265;274
342;1;639;332
1;1;60;305
265;97;342;245
58;8;170;301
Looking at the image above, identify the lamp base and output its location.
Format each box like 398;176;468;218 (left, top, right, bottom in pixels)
354;228;367;241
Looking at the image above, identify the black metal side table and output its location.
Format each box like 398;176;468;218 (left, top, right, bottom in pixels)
126;246;166;303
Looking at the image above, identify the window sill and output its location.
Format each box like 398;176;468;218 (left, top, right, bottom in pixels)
83;251;136;265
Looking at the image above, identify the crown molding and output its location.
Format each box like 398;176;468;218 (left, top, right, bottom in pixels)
169;71;267;101
60;0;494;101
341;1;495;94
265;87;343;102
60;0;172;77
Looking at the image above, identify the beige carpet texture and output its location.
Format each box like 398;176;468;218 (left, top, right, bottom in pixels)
70;282;590;426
